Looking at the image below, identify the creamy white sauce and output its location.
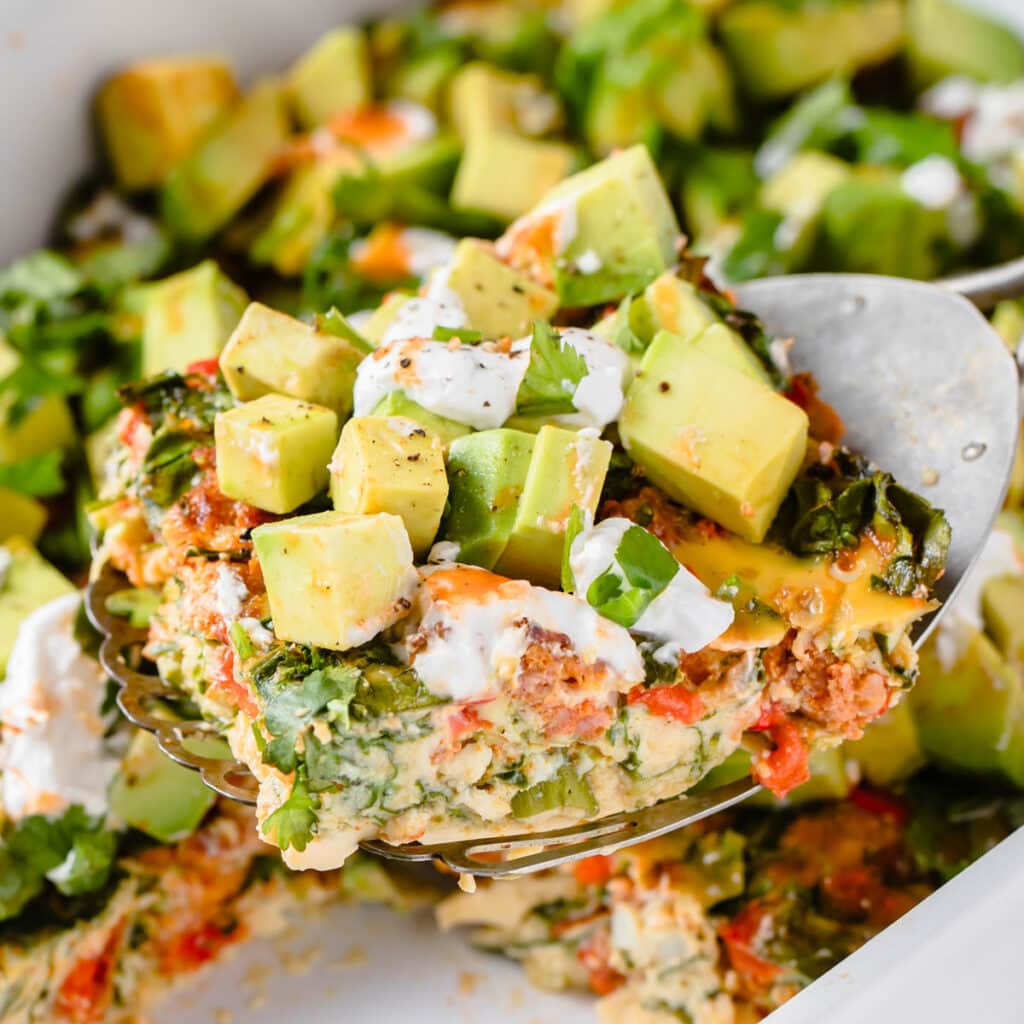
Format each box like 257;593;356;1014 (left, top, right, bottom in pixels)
400;566;644;701
215;564;250;622
401;228;459;278
380;270;469;347
67;190;157;245
427;540;461;564
959;82;1024;165
0;593;118;820
569;518;734;663
576;249;602;274
353;337;528;430
934;524;1023;671
238;616;275;647
920;75;979;120
900;155;963;209
496;193;579;261
554;328;631;431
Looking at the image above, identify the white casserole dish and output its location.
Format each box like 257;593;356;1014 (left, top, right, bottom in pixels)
1;2;1021;1021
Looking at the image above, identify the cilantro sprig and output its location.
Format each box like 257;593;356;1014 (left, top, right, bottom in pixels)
262;771;319;853
261;666;360;774
515;321;589;418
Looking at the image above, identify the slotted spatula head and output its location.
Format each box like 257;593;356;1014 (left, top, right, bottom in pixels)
87;272;1022;878
736;273;1021;643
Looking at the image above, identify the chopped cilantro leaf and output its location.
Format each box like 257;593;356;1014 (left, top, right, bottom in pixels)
262;772;318;853
432;325;482;343
515;321;588;418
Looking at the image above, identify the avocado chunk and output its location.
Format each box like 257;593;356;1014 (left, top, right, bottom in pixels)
619;339;808;542
215;394;338;514
0;340;76;465
653;41;737;141
250;152;363;276
97;56;239;191
495;425;612;587
329;416;449;557
630;275;719;348
108;729;218;842
162;79;290;242
141;260;247;377
849;699;926;787
981;574;1024;668
912;625;1024;786
219;302;363;417
449;62;562;140
0;488;45;545
253;511;417;651
498;145;680;309
719;1;905;100
370;393;471;447
361;293;414;347
819;175;947;279
687;324;772;386
0;537;75;674
441;428;537;569
452;131;575;223
443;240;558;339
287;27;371;128
907;0;1024;86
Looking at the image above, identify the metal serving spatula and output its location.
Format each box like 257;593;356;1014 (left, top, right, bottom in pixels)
87;268;1022;878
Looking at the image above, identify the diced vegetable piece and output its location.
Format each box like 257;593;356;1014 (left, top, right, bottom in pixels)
219;302;363;417
441;428;537;569
329;416;448;557
442;239;558;339
0;488;46;545
287;27;372;127
452;131;575;223
162;79;290;241
371;393;471;447
215;394;338;514
495;425;612;587
97;56;238;190
619;340;808;542
510;765;597;818
253;511;417;652
141;260;247;376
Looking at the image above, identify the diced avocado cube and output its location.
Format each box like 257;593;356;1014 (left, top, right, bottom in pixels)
761;152;852;219
0;537;75;674
912;626;1024;786
287;27;371;128
584;80;655;156
501;145;680;309
820;176;946;279
495;425;612;587
849;699;926;787
907;0;1024;86
0;339;76;464
441;428;537;569
449;62;562;140
141;260;248;376
215;394;338;514
387;49;462;112
219;302;363;417
444;240;558;340
631;274;720;346
361;293;414;347
371;393;471;447
0;488;46;545
982;574;1024;668
688;325;771;386
719;1;905;100
108;729;218;841
619;341;808;542
250;152;363;276
452;131;575;223
162;79;290;242
97;56;238;191
253;511;417;651
653;41;737;140
329;416;448;557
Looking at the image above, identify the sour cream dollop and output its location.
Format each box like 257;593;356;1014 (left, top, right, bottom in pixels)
353;337;529;429
569;518;735;663
0;593;118;820
554;328;632;431
400;565;644;701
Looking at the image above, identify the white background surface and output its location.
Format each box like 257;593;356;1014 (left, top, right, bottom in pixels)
2;2;1023;1022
